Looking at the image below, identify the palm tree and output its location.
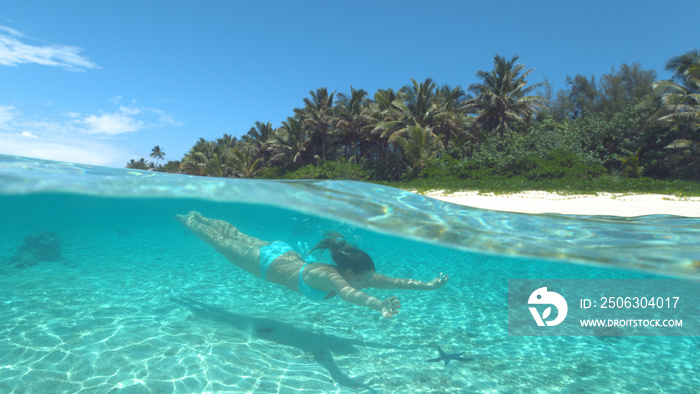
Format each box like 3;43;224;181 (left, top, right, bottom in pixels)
294;87;335;162
161;160;181;173
363;88;399;163
334;86;371;162
215;134;238;151
242;121;276;165
651;49;700;135
666;49;700;88
181;139;215;176
393;124;442;172
644;49;700;175
367;79;455;171
370;88;399;115
150;145;165;168
465;55;545;136
371;78;439;141
617;148;642;178
230;147;263;178
180;136;237;177
126;158;149;170
433;84;466;150
275;116;312;167
204;152;230;177
402;78;439;126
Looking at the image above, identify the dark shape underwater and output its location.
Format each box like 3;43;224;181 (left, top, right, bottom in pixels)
8;231;62;268
427;346;473;366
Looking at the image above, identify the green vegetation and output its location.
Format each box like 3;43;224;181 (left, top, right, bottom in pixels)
128;52;700;196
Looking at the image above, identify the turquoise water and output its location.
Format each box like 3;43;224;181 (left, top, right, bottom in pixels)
0;155;698;393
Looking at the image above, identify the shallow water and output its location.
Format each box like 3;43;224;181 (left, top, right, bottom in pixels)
1;155;699;393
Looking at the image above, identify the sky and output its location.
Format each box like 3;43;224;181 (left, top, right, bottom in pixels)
1;1;698;168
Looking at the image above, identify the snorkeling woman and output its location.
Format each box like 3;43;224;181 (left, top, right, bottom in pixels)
176;211;448;319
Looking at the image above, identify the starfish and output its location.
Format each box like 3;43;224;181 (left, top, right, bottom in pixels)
427;346;473;366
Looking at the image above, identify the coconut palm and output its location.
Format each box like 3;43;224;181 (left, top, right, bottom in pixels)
242;121;276;165
180;136;237;177
652;50;700;134
363;88;399;162
160;160;181;173
644;50;700;176
180;153;206;176
334;86;371;162
294;87;335;161
433;84;466;150
150;145;165;168
204;152;230;177
393;124;442;172
370;88;399;114
465;55;545;136
126;158;149;170
181;139;215;176
371;78;440;141
666;49;700;88
617;148;642;178
230;147;263;178
215;133;238;151
401;78;439;126
275;116;312;167
653;79;700;134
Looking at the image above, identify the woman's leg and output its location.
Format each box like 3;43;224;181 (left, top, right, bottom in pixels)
176;211;267;276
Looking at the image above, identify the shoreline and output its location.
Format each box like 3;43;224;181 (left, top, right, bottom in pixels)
420;190;700;217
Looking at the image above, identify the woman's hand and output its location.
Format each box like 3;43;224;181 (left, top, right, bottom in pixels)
427;273;449;290
380;296;401;318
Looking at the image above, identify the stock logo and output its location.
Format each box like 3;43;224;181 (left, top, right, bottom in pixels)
528;287;568;326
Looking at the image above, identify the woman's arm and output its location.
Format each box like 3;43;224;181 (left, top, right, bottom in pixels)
368;273;449;290
326;271;401;318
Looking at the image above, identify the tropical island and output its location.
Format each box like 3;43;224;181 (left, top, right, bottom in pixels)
127;51;700;197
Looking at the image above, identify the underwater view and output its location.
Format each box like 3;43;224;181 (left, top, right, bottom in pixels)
1;155;699;393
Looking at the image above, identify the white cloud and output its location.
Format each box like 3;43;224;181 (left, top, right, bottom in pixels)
0;99;180;167
0;25;98;71
0;26;24;37
0;130;128;166
20;131;38;138
143;107;183;127
80;107;144;135
0;105;14;125
118;106;141;116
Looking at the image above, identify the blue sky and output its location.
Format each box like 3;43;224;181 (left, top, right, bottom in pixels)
1;1;698;168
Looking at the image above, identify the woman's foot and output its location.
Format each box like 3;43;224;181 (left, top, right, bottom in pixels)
175;211;202;226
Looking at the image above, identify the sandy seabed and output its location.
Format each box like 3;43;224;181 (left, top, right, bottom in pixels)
421;190;700;217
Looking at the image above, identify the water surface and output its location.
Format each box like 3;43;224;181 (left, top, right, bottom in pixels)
1;155;698;392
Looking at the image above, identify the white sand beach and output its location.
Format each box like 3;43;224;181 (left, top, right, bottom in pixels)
421;190;700;217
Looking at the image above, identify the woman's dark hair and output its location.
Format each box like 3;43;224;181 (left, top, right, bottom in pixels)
311;232;375;274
